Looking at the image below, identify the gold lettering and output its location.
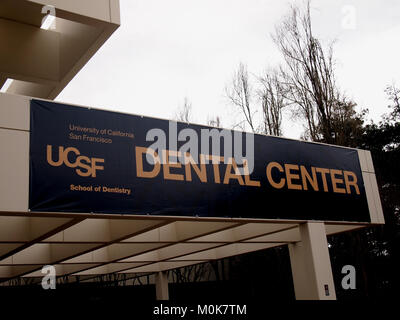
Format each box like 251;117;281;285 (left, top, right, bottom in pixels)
46;145;63;166
343;171;360;195
135;146;160;178
300;165;319;191
75;156;92;177
184;153;207;182
315;167;330;192
243;159;260;187
285;164;302;190
163;150;184;181
223;158;244;185
90;158;104;178
62;147;80;168
266;162;285;189
331;169;346;194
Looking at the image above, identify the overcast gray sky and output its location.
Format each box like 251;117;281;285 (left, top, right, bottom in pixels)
56;0;400;138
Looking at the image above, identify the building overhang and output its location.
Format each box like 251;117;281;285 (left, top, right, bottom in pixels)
0;0;120;99
0;210;369;284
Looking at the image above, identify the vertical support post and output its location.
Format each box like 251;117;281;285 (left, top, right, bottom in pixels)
155;271;169;300
289;222;336;300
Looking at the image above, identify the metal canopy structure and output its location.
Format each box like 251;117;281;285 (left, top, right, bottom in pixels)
0;212;365;283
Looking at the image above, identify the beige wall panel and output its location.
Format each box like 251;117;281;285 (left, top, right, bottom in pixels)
12;243;51;264
0;216;71;242
325;224;363;235
0;265;41;278
175;221;237;241
0;217;30;242
128;228;162;242
365;150;375;173
0;93;30;131
188;228;236;243
63;219;111;242
62;248;107;264
121;250;160;263
107;243;165;262
368;173;385;224
358;149;384;224
6;81;54;100
362;172;379;223
0;245;21;259
244;227;300;243
110;0;121;24
0;128;29;212
108;219;165;240
157;243;220;261
29;217;73;239
233;223;295;240
357;149;368;172
49;243;99;262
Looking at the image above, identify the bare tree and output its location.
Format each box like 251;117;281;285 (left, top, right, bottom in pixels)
226;63;285;136
225;2;361;145
385;83;400;121
273;1;339;143
225;63;257;133
207;115;222;128
171;263;215;283
175;97;193;122
258;68;286;136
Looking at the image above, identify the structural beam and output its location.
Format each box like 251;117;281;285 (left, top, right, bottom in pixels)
289;222;336;300
155;271;169;300
51;222;242;276
0;219;168;280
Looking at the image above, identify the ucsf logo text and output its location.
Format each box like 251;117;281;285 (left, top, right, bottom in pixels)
46;145;104;177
